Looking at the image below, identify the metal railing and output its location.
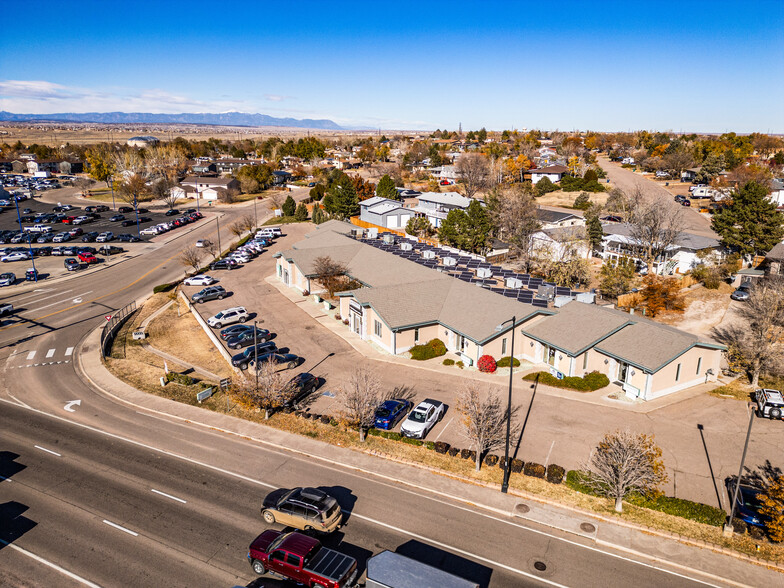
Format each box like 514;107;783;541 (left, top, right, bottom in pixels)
100;300;137;359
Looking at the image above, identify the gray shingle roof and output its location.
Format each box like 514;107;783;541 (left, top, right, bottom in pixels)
766;242;784;261
601;223;720;250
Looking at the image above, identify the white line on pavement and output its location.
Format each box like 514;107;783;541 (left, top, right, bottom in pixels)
102;519;138;537
151;488;187;504
65;347;74;356
34;445;61;457
0;540;103;588
434;416;453;442
46;348;55;358
28;291;92;313
26;350;36;360
13;289;73;304
8;394;31;409
6;400;733;588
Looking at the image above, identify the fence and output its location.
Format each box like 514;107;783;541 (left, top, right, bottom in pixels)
100;300;137;359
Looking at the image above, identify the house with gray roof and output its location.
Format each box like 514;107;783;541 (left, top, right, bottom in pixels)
359;197;416;230
274;221;724;399
600;223;722;275
763;242;784;276
412;192;478;228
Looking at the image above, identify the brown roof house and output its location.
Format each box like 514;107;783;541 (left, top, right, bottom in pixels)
274;221;724;400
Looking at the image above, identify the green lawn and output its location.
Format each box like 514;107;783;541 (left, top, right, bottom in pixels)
263;216;310;226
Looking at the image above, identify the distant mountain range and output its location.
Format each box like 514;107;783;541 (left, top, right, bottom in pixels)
0;111;343;130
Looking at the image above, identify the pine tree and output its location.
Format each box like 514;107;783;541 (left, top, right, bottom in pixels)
438;209;468;249
324;173;359;220
282;195;296;217
294;203;308;221
376;174;398;200
586;213;604;253
711;181;784;256
463;199;492;254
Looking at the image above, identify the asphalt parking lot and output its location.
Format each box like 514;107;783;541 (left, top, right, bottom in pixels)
183;223;459;443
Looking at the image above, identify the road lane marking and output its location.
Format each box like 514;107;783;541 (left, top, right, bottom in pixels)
8;394;31;409
46;348;56;358
65;346;74;356
14;289;73;304
151;488;187;504
7;399;731;588
434;416;453;442
26;350;36;360
34;445;61;457
102;519;138;537
28;290;93;312
0;540;103;588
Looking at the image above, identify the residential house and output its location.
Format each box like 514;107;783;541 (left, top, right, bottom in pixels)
180;176;240;201
430;165;458;183
274;221;724;400
762;242;784;277
769;179;784;209
272;170;292;186
600;224;722;274
27;159;83;174
412;191;475;228
191;161;217;174
530;165;568;184
535;207;585;229
215;158;254;174
359;196;416;230
681;167;701;182
530;226;591;260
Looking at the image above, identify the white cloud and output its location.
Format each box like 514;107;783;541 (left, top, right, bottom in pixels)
264;94;291;102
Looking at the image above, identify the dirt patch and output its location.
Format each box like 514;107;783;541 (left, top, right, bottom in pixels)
536;190;609;209
709;379;755;402
656;284;733;336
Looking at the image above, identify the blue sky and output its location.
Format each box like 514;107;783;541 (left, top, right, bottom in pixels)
1;0;782;132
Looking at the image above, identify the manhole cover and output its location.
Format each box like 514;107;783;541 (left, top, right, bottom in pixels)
528;557;554;577
580;522;596;533
534;561;547;572
514;503;530;514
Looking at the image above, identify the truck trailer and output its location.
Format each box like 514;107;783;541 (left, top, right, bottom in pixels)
365;551;479;588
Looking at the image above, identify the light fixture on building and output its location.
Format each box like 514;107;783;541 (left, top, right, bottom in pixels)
604;359;609;365
631;370;636;376
558;355;563;360
530;341;534;347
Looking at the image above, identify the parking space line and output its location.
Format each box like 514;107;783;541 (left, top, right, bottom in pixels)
26;350;36;360
46;349;55;358
434;417;453;442
65;347;73;356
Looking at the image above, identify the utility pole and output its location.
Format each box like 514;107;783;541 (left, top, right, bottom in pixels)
724;406;756;536
14;197;37;282
253;320;259;391
216;216;221;256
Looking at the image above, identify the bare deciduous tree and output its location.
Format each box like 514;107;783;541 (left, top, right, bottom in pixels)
456;153;491;198
156;177;182;210
487;184;540;271
114;151;154;206
626;188;684;274
583;430;668;512
228;220;245;239
312;256;348;298
239;213;256;234
204;240;219;260
713;277;784;387
179;246;202;275
339;366;385;442
457;383;519;471
233;360;293;419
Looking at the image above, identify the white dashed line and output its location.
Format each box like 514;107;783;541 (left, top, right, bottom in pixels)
151;489;187;503
102;519;138;536
26;350;36;360
65;347;74;356
46;349;55;358
34;445;61;457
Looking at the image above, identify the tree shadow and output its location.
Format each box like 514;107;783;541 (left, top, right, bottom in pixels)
394;539;492;588
743;460;783;487
388;384;417;403
0;501;37;549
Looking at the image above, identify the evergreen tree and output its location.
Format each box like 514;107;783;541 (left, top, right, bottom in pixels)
711;181;784;256
282;195;296;217
599;257;636;298
535;176;558;196
312;206;325;224
463;199;492;254
438;209;468;249
376;174;398;200
586;212;605;254
294;202;309;221
324;172;359;220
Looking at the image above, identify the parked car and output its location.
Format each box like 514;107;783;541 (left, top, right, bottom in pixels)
72;215;92;225
195;239;211;248
96;232;114;242
0;302;13;317
122;219;137;227
52;232;72;243
64;257;81;271
94;205;110;212
110;214;125;222
730;282;752;301
284;373;320;408
81;231;99;242
231;342;277;369
219;324;257;340
210;259;239;271
0;272;16;286
374;398;413;430
183;274;216;287
206;306;248;329
725;477;767;528
36;246;53;256
165;208;179;216
118;206;133;213
98;245;124;256
247;530;357;587
68;228;84;237
2;252;30;262
116;233;141;242
250;352;301;372
261;487;342;533
25;268;39;281
226;328;271;349
400;399;445;439
755;389;784;420
191;285;227;303
77;252;99;264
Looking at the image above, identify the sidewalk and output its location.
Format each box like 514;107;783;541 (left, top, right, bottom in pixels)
76;324;783;588
263;276;717;415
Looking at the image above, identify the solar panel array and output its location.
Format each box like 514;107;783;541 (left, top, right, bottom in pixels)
358;235;585;308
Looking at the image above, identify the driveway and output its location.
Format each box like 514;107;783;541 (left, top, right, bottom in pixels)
181;223;783;509
596;156;717;238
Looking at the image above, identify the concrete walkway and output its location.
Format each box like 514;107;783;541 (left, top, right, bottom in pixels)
75;323;784;587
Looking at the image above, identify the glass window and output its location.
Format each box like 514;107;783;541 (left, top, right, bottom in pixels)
502;338;507;355
271;550;286;562
414;328;419;343
374;320;382;337
675;363;681;382
286;553;301;567
583;352;588;370
291;504;308;517
696;357;702;375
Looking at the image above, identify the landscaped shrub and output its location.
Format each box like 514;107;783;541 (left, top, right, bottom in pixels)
334;313;341;320
477;355;497;373
485;454;499;466
523;370;609;392
343;319;349;325
442;358;455;366
460;449;476;461
153;283;174;294
400;436;423;446
424;441;435;450
456;361;464;369
165;372;194;386
731;518;748;534
320;415;332;424
524;462;546;478
498;457;508;470
410;338;447;361
496;356;521;368
447;447;460;457
748;525;765;540
565;470;595;494
302;290;309;296
434;441;451;454
510;458;524;473
546;464;566;484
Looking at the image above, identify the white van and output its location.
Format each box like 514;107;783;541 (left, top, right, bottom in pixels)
257;227;282;238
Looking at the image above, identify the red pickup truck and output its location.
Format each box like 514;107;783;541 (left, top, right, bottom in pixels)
248;530;357;588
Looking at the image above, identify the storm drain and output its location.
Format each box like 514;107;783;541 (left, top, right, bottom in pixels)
534;561;547;571
580;522;597;533
514;503;530;514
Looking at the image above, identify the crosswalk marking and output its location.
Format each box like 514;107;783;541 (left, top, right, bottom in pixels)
46;349;55;358
65;347;73;356
26;351;36;360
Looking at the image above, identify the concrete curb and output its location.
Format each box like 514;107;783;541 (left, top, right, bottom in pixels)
177;290;237;370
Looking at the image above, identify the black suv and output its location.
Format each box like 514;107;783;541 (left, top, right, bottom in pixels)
226;328;271;349
210;259;238;271
191;285;227;303
118;206;134;213
284;373;320;408
231;343;277;370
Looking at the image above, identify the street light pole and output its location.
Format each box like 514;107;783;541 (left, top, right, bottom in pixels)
725;406;756;534
254;320;259;391
253;196;258;229
216;216;221;257
498;315;516;493
14;196;38;282
109;174;116;211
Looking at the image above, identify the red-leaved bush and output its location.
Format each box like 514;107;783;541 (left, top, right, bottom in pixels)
478;354;497;373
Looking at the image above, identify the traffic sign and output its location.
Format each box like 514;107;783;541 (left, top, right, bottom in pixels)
105;315;112;321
